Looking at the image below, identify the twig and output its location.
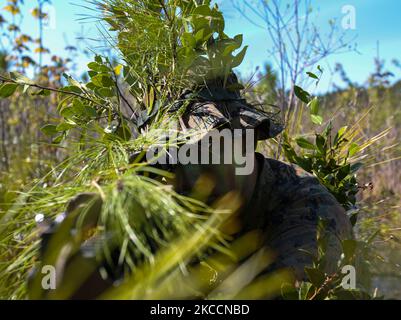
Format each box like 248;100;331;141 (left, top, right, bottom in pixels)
0;75;104;108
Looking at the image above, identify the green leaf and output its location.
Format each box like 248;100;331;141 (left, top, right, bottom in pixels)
337;164;351;181
88;70;98;78
305;267;326;288
31;89;50;96
0;83;18;98
52;134;65;144
116;124;132;141
296;137;316;150
315;134;326;155
334;126;348;146
86;82;97;90
342;239;357;260
323;122;333;138
88;62;109;73
72;99;97;118
94;55;102;64
311;114;323;125
299;282;313;300
350;162;363;173
92;74;114;88
294;85;311;104
63;85;83;94
56;122;76;132
40;124;58;136
348;143;360;157
231;45;248;68
306;72;319;80
338;126;348;138
281;283;299;300
97;87;115;98
308;97;319;115
60;106;75;119
181;32;197;48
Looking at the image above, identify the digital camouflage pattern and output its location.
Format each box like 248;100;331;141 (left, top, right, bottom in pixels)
239;153;353;280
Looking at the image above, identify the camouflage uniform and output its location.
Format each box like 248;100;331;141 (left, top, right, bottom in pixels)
240;154;353;279
31;76;354;298
179;77;354;280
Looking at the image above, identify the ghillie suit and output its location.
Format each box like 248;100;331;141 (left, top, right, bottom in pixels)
28;73;353;299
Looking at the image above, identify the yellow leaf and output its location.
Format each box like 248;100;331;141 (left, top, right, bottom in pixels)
35;47;50;54
114;64;123;76
31;8;39;18
3;5;20;15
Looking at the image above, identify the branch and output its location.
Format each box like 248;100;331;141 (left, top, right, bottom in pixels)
0;75;104;108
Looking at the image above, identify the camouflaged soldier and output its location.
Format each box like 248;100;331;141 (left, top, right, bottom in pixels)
30;74;353;298
174;73;353;280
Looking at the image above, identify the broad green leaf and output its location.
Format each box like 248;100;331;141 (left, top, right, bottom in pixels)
0;83;18;98
281;283;299;300
94;55;102;64
72;99;97;118
40;124;58;136
60;106;75;119
181;32;197;48
348;143;360;157
311;114;323;125
88;71;97;78
56;122;76;132
305;267;326;288
296;137;316;150
52;134;65;144
97;87;115;98
308;97;319;115
31;89;50;96
334;126;348;146
92;74;114;88
88;62;109;73
350;162;363;173
231;46;248;68
63;85;83;94
294;85;311;104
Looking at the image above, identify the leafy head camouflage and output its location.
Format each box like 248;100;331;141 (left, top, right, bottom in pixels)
174;73;284;141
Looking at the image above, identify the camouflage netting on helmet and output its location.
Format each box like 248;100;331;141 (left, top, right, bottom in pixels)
170;73;283;140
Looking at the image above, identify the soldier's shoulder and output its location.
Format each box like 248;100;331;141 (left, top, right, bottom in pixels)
261;157;346;215
263;157;317;185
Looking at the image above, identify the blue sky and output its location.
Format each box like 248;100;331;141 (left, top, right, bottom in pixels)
2;0;401;92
